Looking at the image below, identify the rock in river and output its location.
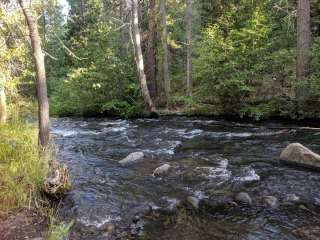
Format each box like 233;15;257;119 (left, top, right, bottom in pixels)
119;152;144;166
187;196;200;209
263;196;278;208
235;192;252;205
152;164;171;177
280;143;320;169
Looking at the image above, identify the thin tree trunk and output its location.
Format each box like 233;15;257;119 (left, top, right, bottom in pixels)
120;0;129;55
0;88;7;124
19;0;50;148
131;0;155;112
186;0;192;96
296;0;311;101
160;0;170;109
145;0;158;101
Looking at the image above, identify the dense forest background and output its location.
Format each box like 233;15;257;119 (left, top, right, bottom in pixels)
1;0;320;120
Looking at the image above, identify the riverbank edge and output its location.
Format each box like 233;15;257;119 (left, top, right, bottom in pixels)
0;121;70;240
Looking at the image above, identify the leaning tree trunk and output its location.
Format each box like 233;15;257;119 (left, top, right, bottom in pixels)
160;0;170;109
0;87;7;124
296;0;311;101
186;0;192;96
145;0;158;101
131;0;155;112
19;0;50;148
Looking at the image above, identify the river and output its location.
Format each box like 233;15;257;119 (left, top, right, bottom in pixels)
51;117;320;240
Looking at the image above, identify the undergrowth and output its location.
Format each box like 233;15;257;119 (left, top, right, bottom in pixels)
0;121;47;211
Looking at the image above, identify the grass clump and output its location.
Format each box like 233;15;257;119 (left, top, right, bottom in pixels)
47;215;74;240
0;121;47;211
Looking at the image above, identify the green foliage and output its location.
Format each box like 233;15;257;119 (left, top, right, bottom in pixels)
47;216;74;240
193;0;299;119
47;0;140;117
240;102;275;121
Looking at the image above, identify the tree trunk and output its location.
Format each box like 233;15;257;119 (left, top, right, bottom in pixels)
296;0;311;101
131;0;155;112
0;88;7;124
186;0;192;96
145;0;158;101
19;0;50;148
120;0;129;55
160;0;170;109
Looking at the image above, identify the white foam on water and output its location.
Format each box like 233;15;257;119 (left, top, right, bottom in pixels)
225;132;253;138
52;129;105;137
196;167;232;181
79;215;121;228
183;119;217;124
163;128;203;139
193;190;208;199
162;197;180;210
78;130;101;135
234;167;260;182
183;129;204;139
99;120;128;126
110;126;127;132
145;140;182;155
218;158;229;168
51;129;78;137
163;128;187;135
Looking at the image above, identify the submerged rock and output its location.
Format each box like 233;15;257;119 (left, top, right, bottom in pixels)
280;143;320;169
187;196;200;209
152;164;171;177
119;152;144;166
234;192;252;205
285;193;300;203
263;196;278;208
202;190;234;212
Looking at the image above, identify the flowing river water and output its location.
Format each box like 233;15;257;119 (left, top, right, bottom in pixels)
51;117;320;240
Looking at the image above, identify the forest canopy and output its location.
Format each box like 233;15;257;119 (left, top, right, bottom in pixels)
1;0;320;120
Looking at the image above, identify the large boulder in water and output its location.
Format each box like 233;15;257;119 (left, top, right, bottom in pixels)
119;152;144;166
280;143;320;169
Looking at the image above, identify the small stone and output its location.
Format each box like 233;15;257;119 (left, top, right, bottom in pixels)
263;196;278;208
152;164;171;177
187;196;200;209
235;192;252;205
106;223;115;233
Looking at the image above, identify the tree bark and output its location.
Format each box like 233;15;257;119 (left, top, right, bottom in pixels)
145;0;158;101
186;0;192;96
0;88;7;124
296;0;311;101
131;0;155;112
160;0;170;109
19;0;50;148
120;0;129;55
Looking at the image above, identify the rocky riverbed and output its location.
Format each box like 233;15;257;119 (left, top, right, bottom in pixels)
51;117;320;240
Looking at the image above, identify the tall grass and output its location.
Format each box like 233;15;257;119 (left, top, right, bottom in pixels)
0;121;47;211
